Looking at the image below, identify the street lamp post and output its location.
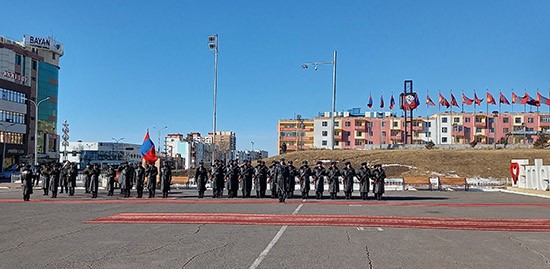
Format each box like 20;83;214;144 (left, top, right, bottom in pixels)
302;50;337;150
112;137;124;161
208;34;219;163
153;126;167;154
1;121;16;172
22;96;50;167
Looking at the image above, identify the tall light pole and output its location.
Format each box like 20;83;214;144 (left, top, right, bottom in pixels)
302;50;337;150
153;126;167;154
208;34;219;163
1;121;16;172
112;137;124;161
23;96;50;166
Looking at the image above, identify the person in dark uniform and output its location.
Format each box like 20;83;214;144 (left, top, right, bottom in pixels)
342;161;356;200
40;164;50;196
358;162;371;200
160;162;172;198
49;163;61;198
212;160;225;198
195;161;208;198
118;163;126;195
59;161;69;194
372;164;386;200
83;164;92;194
124;163;135;198
275;158;289;203
146;163;158;198
21;164;33;201
32;165;40;187
90;163;100;199
67;162;78;196
327;162;341;200
135;163;146;198
287;161;297;198
312;161;326;199
298;160;312;199
240;160;255;198
254;160;269;198
106;165;116;196
268;161;278;198
226;160;240;198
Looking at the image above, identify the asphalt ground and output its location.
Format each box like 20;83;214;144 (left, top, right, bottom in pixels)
0;188;549;269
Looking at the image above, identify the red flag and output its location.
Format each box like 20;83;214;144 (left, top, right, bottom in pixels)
512;92;518;104
520;93;530;105
439;93;450;108
462;93;474;105
537;92;550;105
450;94;459;107
474;92;483;106
367;94;373;108
389;95;395;109
426;94;436;106
380;95;384;108
140;130;158;164
499;92;510;105
486;92;496;105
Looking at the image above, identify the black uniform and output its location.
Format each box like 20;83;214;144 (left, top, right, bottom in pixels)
211;163;225;198
135;165;146;198
254;162;269;198
342;164;356;200
124;165;135;198
83;165;92;193
226;163;240;198
372;165;386;200
21;166;33;201
40;165;50;196
160;164;172;198
60;163;69;194
328;164;341;200
275;161;289;203
269;163;277;198
287;162;297;198
195;164;208;198
358;164;371;200
68;164;78;196
49;165;60;198
240;162;254;198
313;164;326;199
298;163;312;199
90;165;100;198
146;164;158;198
106;167;116;196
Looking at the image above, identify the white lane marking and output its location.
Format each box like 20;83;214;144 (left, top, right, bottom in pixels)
358;227;365;231
348;204;362;207
249;204;303;269
377;228;384;232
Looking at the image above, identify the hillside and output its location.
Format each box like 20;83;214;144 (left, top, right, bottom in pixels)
265;149;550;179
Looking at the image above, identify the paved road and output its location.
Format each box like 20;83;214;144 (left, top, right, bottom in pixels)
0;188;549;269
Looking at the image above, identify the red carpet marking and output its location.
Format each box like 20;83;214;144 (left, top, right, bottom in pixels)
1;198;550;207
85;213;550;232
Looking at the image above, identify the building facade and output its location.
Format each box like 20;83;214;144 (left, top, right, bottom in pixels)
0;35;63;169
165;133;212;169
60;141;141;169
277;111;550;153
278;117;314;153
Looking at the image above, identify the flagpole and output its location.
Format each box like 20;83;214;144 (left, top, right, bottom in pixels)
511;89;514;113
450;91;453;145
461;90;464;113
486;89;489;115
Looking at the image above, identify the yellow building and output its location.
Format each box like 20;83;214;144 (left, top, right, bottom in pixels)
277;118;314;154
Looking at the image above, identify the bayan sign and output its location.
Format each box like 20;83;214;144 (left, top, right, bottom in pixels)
23;35;64;55
3;70;28;84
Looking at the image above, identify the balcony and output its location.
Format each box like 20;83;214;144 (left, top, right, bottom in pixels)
452;127;465;137
279;127;297;132
412;125;423;131
474;121;486;128
279;136;297;142
354;125;366;131
333;134;342;140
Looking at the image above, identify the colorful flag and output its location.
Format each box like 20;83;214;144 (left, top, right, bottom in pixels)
439;93;450;108
537;92;550;105
140;130;158;164
486;92;496;105
413;93;420;109
520;93;530;105
380;95;384;108
389;95;395;109
512;92;518;104
462;93;474;105
499;92;510;105
450;94;460;107
474;92;483;106
426;94;436;106
367;94;373;108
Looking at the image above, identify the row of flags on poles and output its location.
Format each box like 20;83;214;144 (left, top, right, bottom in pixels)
366;91;550;109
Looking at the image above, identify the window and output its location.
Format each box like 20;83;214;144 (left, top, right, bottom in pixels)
381;122;386;127
382;131;386;137
356;131;363;136
454;117;460;123
345;141;350;146
442;137;448;143
465;117;471;123
442;127;448;133
515;118;522;124
503;117;509;123
52;52;56;60
392;122;398;127
528;118;534;123
345;121;351;127
355;121;362;126
334;141;339;146
334;122;339;127
32;60;37;70
345;131;351;136
322;121;328;127
321;140;327;146
322;131;328;136
489;128;494;133
442;117;448;123
476;128;482;133
15;54;21;65
475;117;482;123
355;139;363;146
503;128;509;133
426;122;431;128
488;118;494;123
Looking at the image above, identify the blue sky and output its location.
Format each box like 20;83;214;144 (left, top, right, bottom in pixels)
4;0;550;155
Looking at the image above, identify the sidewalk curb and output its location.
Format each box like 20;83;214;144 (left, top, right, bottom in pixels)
499;189;550;199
